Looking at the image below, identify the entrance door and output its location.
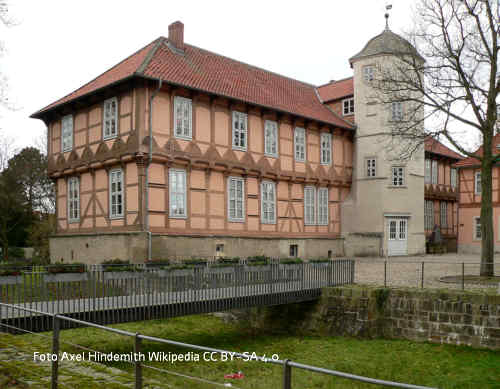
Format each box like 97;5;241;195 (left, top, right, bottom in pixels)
387;218;408;256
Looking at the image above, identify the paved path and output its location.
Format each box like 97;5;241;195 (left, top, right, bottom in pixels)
354;253;500;290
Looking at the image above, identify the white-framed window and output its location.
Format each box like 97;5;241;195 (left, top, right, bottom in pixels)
450;168;457;189
232;111;247;150
424;159;431;184
475;172;481;195
264;120;278;157
424;200;434;230
320;133;332;165
342;98;354;115
317;187;329;226
363;66;374;82
261;181;276;224
173;96;192;140
391;102;403;121
294;127;306;162
169;169;187;218
431;160;438;184
103;97;118;139
67;177;79;223
61;115;73;152
304;186;316;226
366;158;376;177
109;169;124;219
474;217;481;240
391;166;405;186
440;202;447;228
228;176;245;222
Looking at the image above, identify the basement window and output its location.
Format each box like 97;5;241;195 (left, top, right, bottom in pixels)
289;244;298;258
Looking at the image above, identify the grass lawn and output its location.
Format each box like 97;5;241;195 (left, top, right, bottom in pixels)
1;314;499;388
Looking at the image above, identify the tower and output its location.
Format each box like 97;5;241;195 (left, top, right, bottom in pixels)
341;16;425;256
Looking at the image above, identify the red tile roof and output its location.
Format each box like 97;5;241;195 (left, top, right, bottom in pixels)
316;78;354;102
33;38;354;130
454;134;500;168
424;137;463;160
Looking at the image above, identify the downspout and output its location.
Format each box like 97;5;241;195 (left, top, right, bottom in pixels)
145;78;163;261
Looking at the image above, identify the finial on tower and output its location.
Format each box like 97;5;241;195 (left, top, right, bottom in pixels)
385;4;392;30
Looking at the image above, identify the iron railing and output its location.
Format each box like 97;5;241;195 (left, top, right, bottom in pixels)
355;260;499;290
0;260;354;332
0;303;436;389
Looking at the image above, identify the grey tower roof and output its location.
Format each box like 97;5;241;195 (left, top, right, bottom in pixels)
349;28;424;66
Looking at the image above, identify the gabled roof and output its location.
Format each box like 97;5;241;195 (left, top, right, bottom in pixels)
316;78;353;103
454;134;500;168
32;38;354;130
424;137;463;160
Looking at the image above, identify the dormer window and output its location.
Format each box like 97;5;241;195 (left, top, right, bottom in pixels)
103;97;118;139
343;98;354;115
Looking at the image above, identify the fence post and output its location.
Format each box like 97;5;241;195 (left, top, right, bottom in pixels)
421;262;425;289
283;359;292;389
51;315;60;389
384;261;387;288
462;263;465;291
135;333;142;389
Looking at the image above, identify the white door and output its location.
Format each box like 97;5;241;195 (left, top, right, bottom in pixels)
387;218;408;256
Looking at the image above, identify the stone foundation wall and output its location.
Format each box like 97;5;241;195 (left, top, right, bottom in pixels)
343;233;382;257
233;286;500;350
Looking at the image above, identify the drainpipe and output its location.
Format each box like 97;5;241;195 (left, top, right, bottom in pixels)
145;78;163;261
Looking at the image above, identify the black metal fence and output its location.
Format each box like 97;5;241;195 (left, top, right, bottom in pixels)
0;260;354;332
355;260;500;290
0;303;436;389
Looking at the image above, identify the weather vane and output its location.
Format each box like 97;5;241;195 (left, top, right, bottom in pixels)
385;4;392;30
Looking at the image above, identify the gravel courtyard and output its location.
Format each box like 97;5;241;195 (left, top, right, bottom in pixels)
353;253;500;291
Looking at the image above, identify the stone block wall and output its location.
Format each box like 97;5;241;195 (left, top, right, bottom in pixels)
233;286;500;350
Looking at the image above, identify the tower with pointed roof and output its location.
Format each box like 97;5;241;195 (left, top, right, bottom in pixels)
341;14;426;256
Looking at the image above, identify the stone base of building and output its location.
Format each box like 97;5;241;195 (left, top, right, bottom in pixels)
50;233;345;264
343;233;383;257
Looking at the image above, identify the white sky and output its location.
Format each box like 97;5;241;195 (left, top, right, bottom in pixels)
1;0;417;151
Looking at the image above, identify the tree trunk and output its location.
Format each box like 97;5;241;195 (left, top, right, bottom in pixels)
480;136;494;277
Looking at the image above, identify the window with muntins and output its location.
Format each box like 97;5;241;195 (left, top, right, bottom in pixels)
232;111;247;150
67;177;79;222
320;133;332;165
169;169;187;218
431;160;438;184
304;186;316;225
424;159;431;184
61;115;73;152
440;202;447;228
103;97;118;139
109;169;124;218
261;181;276;224
317;188;329;226
264;120;278;157
174;96;192;139
343;98;354;115
228;177;244;222
391;102;403;121
363;66;374;82
294;127;306;162
366;158;376;177
474;217;481;239
391;167;405;186
475;172;481;194
451;168;457;189
425;200;434;230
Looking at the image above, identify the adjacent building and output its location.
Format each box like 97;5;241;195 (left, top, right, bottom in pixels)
32;21;430;262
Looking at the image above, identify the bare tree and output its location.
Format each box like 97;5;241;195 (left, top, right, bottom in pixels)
370;0;498;276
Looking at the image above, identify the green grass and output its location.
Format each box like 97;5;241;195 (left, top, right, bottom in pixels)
1;315;499;388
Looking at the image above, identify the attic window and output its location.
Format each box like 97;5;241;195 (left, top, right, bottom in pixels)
343;98;354;115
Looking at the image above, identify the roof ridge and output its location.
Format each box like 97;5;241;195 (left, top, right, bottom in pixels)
317;76;353;89
183;42;317;89
33;37;161;115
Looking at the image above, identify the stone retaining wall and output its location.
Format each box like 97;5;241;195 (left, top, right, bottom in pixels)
234;286;500;350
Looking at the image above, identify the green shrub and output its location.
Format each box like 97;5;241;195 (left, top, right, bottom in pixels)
279;257;303;265
101;259;138;272
47;262;86;274
183;259;207;266
309;258;330;263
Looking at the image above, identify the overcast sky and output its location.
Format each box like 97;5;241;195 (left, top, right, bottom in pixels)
1;0;417;151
